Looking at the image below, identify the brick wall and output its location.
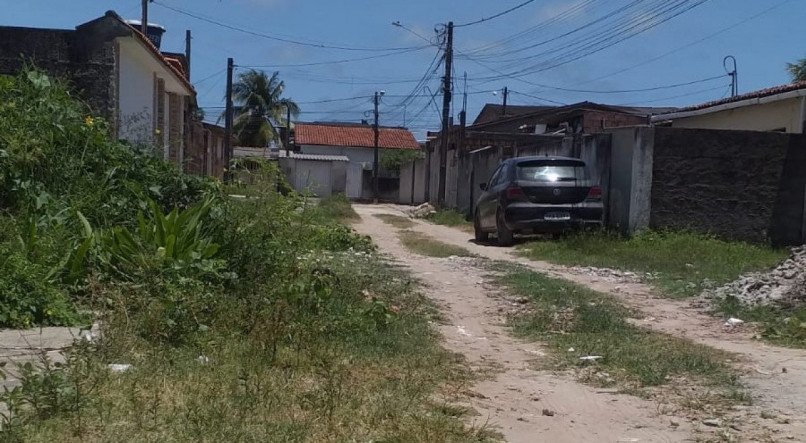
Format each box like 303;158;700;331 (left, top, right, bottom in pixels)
649;127;806;245
0;26;117;124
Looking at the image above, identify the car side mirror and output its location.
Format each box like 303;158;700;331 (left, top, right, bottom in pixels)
479;183;487;191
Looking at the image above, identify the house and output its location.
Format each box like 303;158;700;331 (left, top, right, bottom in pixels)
651;81;806;133
291;122;420;199
0;11;229;177
469;102;676;134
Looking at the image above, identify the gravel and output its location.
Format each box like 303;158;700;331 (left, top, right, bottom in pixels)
705;246;806;307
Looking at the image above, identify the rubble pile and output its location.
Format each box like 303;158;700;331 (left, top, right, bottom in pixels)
707;246;806;306
410;202;437;218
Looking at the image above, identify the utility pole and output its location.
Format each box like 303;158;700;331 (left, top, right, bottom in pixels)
502;86;509;115
373;91;382;203
437;21;453;207
224;58;234;166
185;30;192;81
141;0;149;35
285;104;292;155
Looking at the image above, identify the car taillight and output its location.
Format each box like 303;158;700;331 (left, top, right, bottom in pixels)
586;185;602;200
506;186;525;200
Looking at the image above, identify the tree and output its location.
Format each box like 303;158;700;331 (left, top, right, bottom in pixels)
230;70;299;147
786;57;806;83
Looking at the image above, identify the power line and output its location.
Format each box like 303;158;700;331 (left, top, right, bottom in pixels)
455;0;538;28
618;83;731;106
588;0;793;83
193;68;227;86
236;46;429;68
507;90;567;106
517;74;728;95
153;1;430;52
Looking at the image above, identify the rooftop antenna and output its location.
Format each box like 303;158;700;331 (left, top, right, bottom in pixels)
723;55;738;97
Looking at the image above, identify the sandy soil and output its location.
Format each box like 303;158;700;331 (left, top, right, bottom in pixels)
352;203;806;442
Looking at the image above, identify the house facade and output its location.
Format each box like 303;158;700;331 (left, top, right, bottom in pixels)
651;82;806;133
292;122;420;199
0;11;228;177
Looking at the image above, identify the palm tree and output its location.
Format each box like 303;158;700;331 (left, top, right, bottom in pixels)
230;70;299;147
786;57;806;83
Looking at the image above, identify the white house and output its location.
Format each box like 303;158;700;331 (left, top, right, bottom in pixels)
652;81;806;133
293;122;421;199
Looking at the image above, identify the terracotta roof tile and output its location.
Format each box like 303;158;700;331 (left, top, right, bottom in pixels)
295;123;419;150
658;81;806;115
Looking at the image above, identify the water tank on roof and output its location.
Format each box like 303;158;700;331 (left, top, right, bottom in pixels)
125;20;167;49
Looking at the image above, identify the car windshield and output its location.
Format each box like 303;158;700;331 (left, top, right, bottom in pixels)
516;162;586;182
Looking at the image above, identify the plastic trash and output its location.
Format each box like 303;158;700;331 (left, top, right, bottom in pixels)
107;363;132;373
196;355;210;365
579;355;603;361
724;317;744;327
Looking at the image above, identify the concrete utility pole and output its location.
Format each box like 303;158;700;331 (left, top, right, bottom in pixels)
502;86;509;115
141;0;149;35
285;104;292;155
185;30;192;81
224;58;234;165
373;91;383;203
437;21;453;207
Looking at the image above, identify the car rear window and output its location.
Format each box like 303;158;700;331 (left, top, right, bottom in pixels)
516;161;587;182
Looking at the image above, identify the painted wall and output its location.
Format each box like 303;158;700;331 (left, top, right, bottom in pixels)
399;158;426;205
670;97;805;133
118;39;154;144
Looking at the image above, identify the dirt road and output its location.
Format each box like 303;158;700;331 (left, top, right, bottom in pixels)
352;203;806;442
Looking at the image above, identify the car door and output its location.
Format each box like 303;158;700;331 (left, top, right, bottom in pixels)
478;163;505;229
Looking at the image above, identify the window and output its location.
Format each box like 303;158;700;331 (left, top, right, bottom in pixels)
488;165;504;187
516;161;587;182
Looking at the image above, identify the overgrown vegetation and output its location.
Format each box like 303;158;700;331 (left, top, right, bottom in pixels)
494;265;745;402
517;230;787;298
398;230;474;258
317;193;359;221
0;69;489;441
380;149;424;174
716;298;806;348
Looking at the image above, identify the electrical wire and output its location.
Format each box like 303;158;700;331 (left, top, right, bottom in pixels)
153;1;431;52
617;83;731;105
587;0;793;83
455;0;538;28
516;74;728;95
236;46;430;68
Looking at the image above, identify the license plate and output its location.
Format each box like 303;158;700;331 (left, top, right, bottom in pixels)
544;212;571;221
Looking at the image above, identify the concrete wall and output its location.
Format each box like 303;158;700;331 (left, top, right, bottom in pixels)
279;158;348;197
399;158;426;205
118;39;155;143
649;127;804;245
670;97;806;133
604;127;655;235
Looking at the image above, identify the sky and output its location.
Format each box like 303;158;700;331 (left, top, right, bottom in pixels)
4;0;805;138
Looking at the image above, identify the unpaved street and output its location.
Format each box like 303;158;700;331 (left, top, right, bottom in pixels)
352;203;806;442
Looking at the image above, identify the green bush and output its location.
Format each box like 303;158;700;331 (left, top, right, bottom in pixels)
0;247;80;328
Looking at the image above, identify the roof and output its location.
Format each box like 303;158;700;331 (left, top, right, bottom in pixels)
83;11;194;94
470;101;675;130
295;122;419;150
653;81;806;121
473;104;556;126
280;151;350;162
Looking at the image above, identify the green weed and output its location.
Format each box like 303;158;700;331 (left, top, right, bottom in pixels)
398;230;474;258
517;230;787;298
494;265;742;395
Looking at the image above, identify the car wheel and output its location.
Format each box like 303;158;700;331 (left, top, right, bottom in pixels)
496;209;514;246
474;211;489;243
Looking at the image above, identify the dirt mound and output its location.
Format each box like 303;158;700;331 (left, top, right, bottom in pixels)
707;246;806;306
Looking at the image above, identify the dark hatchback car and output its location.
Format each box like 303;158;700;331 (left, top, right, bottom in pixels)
474;156;603;245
